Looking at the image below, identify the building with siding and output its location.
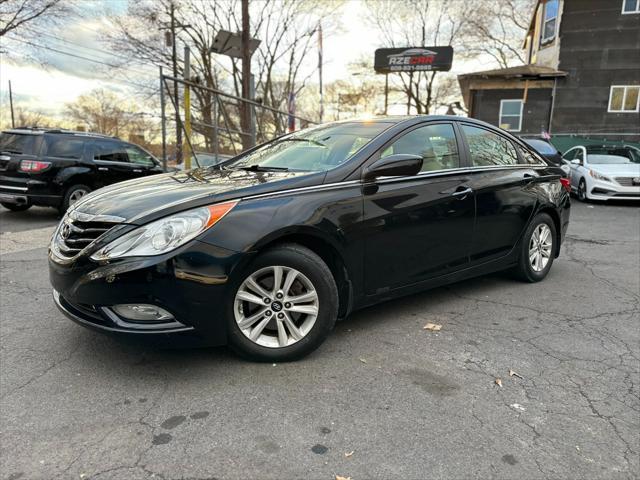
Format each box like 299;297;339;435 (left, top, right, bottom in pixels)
458;0;640;144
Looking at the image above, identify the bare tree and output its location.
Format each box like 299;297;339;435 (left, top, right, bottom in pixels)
66;88;154;138
103;0;342;151
461;0;534;68
365;0;477;115
0;0;71;38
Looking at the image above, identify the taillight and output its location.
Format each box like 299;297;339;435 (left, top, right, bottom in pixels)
559;177;571;192
19;160;51;173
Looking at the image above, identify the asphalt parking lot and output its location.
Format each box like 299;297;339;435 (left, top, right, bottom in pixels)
0;201;638;480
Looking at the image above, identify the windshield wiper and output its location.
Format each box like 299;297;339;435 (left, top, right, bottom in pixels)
237;164;289;172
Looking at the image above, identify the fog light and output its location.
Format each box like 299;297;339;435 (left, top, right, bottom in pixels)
111;304;174;322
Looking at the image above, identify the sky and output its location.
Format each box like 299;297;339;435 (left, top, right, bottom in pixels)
0;0;496;123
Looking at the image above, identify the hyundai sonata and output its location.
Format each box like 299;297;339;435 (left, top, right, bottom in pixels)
49;116;571;361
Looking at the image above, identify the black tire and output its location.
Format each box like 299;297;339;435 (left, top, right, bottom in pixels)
59;184;91;214
1;202;31;212
577;178;588;202
226;243;339;362
513;213;557;283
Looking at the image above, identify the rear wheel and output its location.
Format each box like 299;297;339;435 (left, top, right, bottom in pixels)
227;244;338;362
1;202;31;212
60;184;91;214
513;213;556;283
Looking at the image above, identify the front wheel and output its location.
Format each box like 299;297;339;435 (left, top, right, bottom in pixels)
513;213;557;283
227;244;338;362
577;178;588;202
1;202;31;212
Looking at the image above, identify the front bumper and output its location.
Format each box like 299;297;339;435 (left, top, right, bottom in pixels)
588;179;640;200
49;240;252;345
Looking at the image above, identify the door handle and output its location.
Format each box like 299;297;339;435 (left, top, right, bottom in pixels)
451;187;472;199
523;173;535;182
133;169;143;173
97;167;108;171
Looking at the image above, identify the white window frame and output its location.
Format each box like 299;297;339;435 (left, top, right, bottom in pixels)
499;99;524;132
622;0;640;14
541;0;559;44
608;85;640;113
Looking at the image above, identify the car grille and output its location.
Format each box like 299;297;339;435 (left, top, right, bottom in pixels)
54;217;120;259
615;177;639;187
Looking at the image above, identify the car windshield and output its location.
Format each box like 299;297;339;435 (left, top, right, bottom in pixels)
586;146;640;164
524;139;556;154
225;122;391;172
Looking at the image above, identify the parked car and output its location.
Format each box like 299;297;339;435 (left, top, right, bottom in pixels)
176;152;233;170
0;128;164;213
49;116;571;361
562;144;640;201
520;137;563;166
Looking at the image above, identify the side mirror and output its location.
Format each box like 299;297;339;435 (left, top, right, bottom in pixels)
570;159;581;165
363;154;423;181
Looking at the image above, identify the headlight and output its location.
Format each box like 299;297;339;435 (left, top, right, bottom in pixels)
589;170;611;182
90;201;237;260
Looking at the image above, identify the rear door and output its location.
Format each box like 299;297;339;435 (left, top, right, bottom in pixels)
459;124;539;265
362;122;475;294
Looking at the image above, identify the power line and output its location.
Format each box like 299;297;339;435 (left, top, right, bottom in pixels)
27;28;161;74
6;36;158;92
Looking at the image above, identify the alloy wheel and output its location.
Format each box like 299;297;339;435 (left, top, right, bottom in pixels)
578;180;586;201
234;265;319;348
529;223;553;272
69;189;89;205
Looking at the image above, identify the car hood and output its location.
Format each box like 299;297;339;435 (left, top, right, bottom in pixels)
71;168;323;224
588;163;640;176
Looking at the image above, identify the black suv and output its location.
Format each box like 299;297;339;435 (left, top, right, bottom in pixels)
0;128;164;213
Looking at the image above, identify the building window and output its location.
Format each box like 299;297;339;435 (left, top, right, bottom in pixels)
608;86;640;112
499;100;523;132
541;0;559;44
622;0;640;14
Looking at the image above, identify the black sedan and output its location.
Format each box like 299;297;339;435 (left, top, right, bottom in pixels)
49;116;571;361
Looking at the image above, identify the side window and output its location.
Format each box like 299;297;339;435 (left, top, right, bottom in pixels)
93;141;129;163
575;149;584;163
461;125;518;167
125;146;155;167
381;124;460;172
562;149;576;161
45;137;85;159
517;145;546;165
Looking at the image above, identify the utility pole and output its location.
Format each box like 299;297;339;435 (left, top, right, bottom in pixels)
318;22;323;123
8;80;15;128
170;2;183;165
241;0;253;150
183;45;192;169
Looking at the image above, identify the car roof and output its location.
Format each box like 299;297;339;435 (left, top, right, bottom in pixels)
2;127;118;140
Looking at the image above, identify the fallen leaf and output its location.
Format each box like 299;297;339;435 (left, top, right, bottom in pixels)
495;378;503;387
345;450;354;458
510;403;525;411
509;369;523;379
423;323;442;331
359;358;367;364
336;476;351;480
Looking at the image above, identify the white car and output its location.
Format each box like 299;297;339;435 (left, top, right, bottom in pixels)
562;145;640;201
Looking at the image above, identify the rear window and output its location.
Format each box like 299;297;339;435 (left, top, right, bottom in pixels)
0;133;38;155
44;136;86;159
524;139;557;155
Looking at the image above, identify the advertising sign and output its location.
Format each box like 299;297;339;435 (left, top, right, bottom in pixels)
374;46;454;73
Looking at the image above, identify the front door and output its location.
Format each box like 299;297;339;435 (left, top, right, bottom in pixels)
362;123;475;295
91;140;140;187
